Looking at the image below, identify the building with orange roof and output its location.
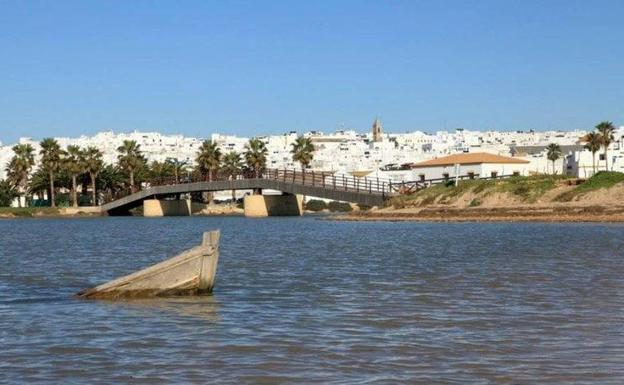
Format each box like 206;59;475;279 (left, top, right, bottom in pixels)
408;152;531;180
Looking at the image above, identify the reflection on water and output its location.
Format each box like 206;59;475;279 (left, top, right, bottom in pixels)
102;296;221;322
1;217;624;384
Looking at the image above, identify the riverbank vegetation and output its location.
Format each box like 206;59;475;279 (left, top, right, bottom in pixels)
390;172;624;209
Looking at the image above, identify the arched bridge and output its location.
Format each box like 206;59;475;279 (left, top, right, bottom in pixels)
102;169;396;215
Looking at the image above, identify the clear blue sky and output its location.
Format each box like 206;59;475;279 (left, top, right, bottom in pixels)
1;0;623;144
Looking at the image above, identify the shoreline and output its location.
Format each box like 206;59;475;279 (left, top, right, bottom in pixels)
331;205;624;223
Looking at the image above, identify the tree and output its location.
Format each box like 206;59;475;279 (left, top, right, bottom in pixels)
195;140;222;181
5;144;35;207
546;143;562;174
39;138;65;207
584;132;602;176
117;140;145;192
83;147;104;205
97;164;125;203
222;151;243;203
149;160;174;183
0;179;18;207
165;158;188;184
244;138;268;179
64;145;84;207
596;121;616;171
290;136;315;171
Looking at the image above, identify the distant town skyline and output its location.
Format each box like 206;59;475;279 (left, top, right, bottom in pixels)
2;1;624;144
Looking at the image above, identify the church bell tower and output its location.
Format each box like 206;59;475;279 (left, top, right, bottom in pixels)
372;118;383;142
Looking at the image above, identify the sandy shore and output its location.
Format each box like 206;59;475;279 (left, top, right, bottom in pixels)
332;205;624;223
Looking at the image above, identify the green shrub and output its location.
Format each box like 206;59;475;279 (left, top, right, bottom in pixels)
556;171;624;201
469;198;482;207
305;199;327;212
392;197;407;209
327;201;353;212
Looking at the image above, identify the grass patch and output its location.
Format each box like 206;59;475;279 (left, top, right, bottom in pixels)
389;174;569;207
494;175;567;202
555;171;624;201
0;207;60;217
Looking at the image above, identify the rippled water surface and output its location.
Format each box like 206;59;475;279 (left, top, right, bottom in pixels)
1;217;624;384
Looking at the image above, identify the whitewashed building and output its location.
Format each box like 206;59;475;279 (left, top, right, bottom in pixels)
408;152;531;180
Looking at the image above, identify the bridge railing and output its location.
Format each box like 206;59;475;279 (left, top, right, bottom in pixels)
262;169;392;195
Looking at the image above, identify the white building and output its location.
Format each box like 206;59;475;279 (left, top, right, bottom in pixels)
408;152;531;180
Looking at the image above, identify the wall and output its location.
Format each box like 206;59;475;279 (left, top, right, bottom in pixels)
144;199;192;217
244;194;303;217
412;162;530;180
411;164;484;180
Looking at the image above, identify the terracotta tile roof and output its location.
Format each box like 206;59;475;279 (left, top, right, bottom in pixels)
410;152;530;167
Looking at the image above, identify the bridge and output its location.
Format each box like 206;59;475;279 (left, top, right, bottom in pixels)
101;168;515;216
102;169;396;215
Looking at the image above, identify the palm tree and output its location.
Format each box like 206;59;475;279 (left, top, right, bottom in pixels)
96;164;126;202
195;140;222;181
39;138;65;207
117;140;145;192
244;138;268;179
584;132;602;176
5;144;35;207
596;121;616;171
97;164;125;203
0;179;19;207
83;147;103;205
165;158;188;184
290;136;315;171
64;145;84;207
222;151;243;203
546;143;562;174
149;160;173;183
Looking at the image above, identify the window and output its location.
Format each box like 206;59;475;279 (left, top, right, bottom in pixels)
600;154;606;161
467;172;475;179
442;173;450;180
491;171;498;178
512;171;520;176
419;174;425;182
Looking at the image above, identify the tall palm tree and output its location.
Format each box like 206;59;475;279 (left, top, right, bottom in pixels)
117;140;145;192
64;145;84;207
290;136;315;171
546;143;562;175
5;144;35;207
222;151;243;203
596;121;615;171
244;138;268;179
83;147;104;206
584;132;602;176
195;140;222;181
40;138;65;207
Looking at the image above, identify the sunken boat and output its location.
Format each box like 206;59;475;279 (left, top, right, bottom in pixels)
77;230;220;299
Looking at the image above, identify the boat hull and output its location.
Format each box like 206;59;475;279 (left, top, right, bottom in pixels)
77;230;220;299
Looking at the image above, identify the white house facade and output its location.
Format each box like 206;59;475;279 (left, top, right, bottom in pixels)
408;153;531;180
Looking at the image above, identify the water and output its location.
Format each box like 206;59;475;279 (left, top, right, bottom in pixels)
1;217;624;384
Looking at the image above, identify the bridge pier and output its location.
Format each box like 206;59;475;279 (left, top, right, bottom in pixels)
243;194;303;217
144;199;192;217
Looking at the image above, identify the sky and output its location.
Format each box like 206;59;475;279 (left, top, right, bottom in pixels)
1;0;624;144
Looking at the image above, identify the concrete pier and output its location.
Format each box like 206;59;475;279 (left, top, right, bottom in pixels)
243;194;303;217
144;199;192;217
